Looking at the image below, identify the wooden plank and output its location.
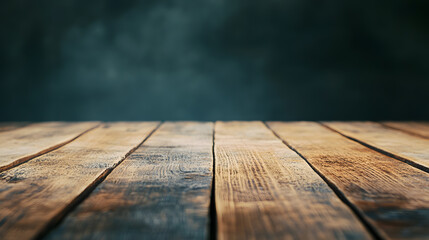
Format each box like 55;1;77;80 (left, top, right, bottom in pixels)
215;121;371;240
382;121;429;139
267;121;429;240
0;122;159;240
0;122;29;132
45;122;214;240
323;121;429;172
0;122;99;172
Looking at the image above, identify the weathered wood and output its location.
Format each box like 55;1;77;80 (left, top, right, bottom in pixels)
0;122;99;172
323;121;429;172
267;121;429;240
0;122;29;132
382;121;429;139
215;121;371;240
0;122;159;240
45;122;214;240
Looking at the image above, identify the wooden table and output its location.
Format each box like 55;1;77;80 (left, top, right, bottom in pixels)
0;121;428;240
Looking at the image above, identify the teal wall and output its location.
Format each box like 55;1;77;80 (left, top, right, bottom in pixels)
1;0;428;120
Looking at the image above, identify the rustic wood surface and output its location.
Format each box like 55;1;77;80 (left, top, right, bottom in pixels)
267;121;429;240
0;121;428;240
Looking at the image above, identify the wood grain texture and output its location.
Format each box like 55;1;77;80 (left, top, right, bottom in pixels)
323;121;429;172
382;121;429;139
0;122;99;172
0;122;29;132
0;122;159;240
215;121;371;240
46;122;214;240
268;121;429;240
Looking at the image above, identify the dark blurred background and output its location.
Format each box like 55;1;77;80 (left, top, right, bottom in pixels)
1;0;428;121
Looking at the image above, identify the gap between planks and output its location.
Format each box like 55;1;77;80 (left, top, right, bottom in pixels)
209;123;217;240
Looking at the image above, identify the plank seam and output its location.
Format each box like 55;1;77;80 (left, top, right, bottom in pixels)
378;122;429;140
209;122;217;240
34;122;163;240
0;123;102;173
319;122;429;174
263;122;385;240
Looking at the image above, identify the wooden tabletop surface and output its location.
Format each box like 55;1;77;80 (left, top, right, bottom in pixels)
0;121;428;240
